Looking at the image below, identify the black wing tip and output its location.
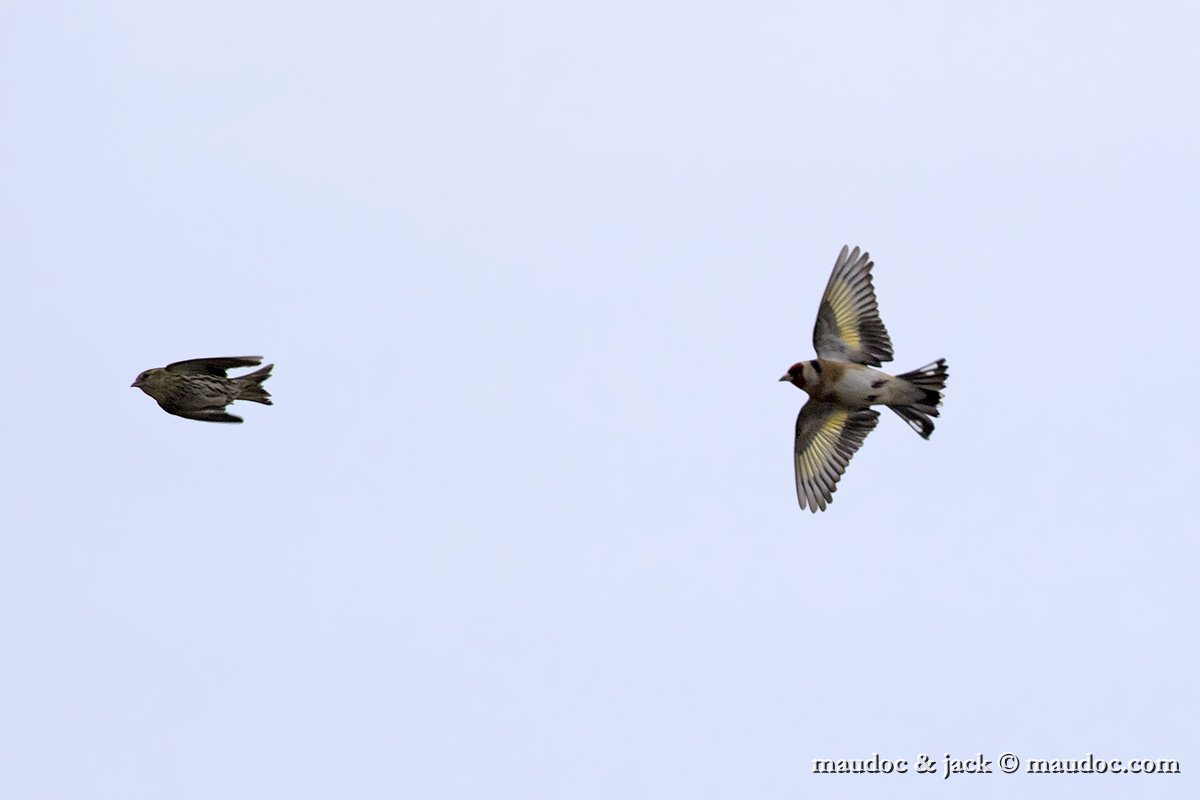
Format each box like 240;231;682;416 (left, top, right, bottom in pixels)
837;244;872;270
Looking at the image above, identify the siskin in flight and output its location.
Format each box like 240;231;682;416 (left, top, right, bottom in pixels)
132;356;274;423
780;246;948;512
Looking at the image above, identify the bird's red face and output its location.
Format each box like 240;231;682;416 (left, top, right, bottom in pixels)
779;362;808;388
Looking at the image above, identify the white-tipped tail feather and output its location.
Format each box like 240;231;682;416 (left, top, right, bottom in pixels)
888;358;948;439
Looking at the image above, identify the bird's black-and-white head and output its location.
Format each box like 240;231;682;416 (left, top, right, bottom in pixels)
779;360;820;389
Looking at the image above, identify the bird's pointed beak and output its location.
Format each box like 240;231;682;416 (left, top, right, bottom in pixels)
130;380;139;388
778;374;790;382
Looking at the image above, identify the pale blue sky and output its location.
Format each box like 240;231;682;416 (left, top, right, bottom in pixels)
1;2;1196;798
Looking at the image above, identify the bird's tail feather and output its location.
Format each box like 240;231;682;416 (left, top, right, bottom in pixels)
889;405;936;439
889;358;947;439
234;364;274;405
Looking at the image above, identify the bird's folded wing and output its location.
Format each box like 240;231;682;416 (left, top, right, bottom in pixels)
165;356;263;377
812;245;894;366
794;401;880;512
167;408;244;423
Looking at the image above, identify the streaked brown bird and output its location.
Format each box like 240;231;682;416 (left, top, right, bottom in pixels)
780;246;948;512
132;356;274;423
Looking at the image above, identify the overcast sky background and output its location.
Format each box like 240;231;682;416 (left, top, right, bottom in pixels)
1;2;1196;798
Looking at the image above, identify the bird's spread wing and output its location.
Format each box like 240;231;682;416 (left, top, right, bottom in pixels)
794;400;880;512
165;356;263;377
812;246;894;366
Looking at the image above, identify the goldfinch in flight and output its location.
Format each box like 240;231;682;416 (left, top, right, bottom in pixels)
780;246;947;512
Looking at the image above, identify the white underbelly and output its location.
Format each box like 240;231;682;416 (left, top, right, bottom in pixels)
830;367;893;407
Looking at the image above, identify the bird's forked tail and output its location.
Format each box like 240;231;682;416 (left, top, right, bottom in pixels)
234;364;274;405
888;358;947;440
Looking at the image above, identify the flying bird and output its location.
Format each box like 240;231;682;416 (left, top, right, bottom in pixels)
780;246;947;512
132;356;274;423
